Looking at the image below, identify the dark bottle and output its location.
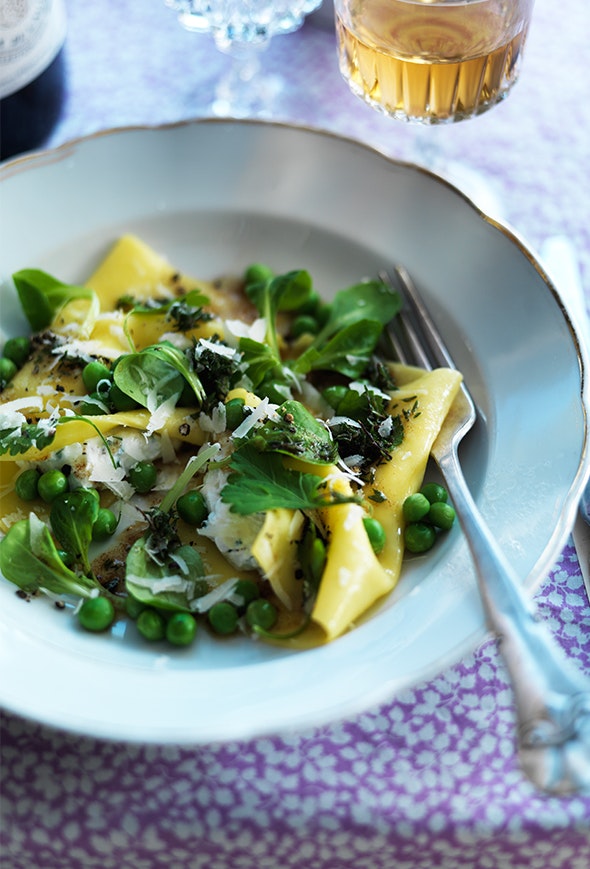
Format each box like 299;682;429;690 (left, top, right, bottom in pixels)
0;0;67;161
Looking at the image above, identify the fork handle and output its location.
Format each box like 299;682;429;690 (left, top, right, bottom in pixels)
436;445;590;795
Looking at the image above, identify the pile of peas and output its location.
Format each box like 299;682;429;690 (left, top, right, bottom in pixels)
0;336;31;389
14;452;162;637
402;482;456;553
15;466;119;542
15;457;280;646
122;487;280;646
123;577;280;648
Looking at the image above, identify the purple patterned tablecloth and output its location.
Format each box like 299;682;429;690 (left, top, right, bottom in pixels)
2;1;590;867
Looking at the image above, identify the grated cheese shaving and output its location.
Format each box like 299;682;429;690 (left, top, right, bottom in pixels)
231;396;278;440
189;577;240;613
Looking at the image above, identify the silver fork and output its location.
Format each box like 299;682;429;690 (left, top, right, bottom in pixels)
382;265;590;795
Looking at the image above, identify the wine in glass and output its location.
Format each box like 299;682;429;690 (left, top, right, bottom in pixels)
333;0;535;212
167;0;322;117
334;0;535;124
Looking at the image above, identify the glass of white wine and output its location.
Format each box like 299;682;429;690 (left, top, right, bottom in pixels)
334;0;535;124
166;0;322;117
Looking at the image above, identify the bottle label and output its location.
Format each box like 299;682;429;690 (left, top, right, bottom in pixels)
0;0;67;100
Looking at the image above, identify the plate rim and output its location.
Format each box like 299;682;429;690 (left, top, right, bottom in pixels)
1;117;589;744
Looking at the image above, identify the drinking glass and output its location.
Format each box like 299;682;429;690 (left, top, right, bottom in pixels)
167;0;322;117
333;0;535;125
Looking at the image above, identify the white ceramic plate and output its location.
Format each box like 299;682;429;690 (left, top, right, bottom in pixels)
1;120;588;744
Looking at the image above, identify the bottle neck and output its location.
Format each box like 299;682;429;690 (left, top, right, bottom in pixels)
0;0;67;100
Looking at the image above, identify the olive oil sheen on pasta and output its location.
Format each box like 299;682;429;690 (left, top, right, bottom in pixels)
335;0;533;123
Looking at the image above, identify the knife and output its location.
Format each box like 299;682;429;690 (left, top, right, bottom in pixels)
541;236;590;599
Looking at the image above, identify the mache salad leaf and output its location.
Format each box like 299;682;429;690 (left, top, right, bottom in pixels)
49;489;100;577
0;514;105;600
291;280;401;377
12;268;99;333
113;341;207;412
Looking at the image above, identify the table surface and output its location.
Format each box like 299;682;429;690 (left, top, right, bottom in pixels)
2;1;590;867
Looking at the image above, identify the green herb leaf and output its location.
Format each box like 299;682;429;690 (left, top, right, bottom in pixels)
327;382;406;470
49;489;100;576
0;414;117;462
192;337;244;407
126;542;206;612
0;419;58;456
238;337;298;403
12;268;98;332
314;280;401;345
0;515;103;599
252;400;338;465
246;269;312;317
159;444;220;514
221;443;358;515
247;270;312;360
292;320;383;377
113;342;206;411
125;445;220;609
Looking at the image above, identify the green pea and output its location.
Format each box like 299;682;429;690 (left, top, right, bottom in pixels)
420;482;448;505
224;397;245;430
244;263;274;287
136;607;166;641
78;596;115;632
110;382;140;411
290;315;319;338
15;468;40;501
38;468;69;503
0;357;17;387
402;493;431;522
428;501;456;531
208;601;239;635
246;599;277;631
404;522;437;554
129;461;157;494
176;490;208;526
92;507;118;541
234;579;260;609
298;290;321;316
363;517;386;554
3;336;31;369
322;385;348;411
82;360;112;393
125;595;145;620
315;302;332;327
166;612;198;647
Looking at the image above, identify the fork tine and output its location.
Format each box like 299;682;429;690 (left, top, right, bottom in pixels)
396;307;434;371
380;266;477;421
382;308;417;367
390;265;457;371
379;269;432;369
